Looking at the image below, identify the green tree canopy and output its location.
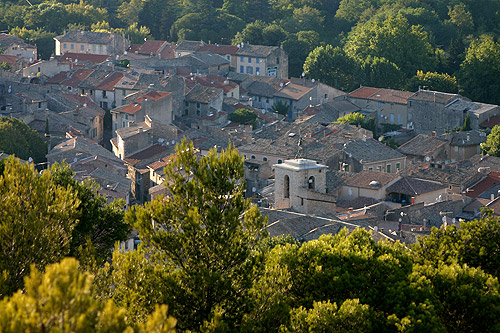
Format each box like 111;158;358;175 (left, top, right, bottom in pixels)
50;163;129;265
460;38;500;105
481;125;500;157
335;112;365;126
303;44;359;91
0;157;79;298
229;108;258;128
407;70;458;93
344;15;437;77
120;140;267;330
0;258;176;332
271;99;290;117
0;117;47;163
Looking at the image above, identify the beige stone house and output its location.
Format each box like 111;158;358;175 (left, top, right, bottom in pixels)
54;30;130;56
236;43;288;79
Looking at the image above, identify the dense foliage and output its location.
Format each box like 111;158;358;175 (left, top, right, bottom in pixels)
2;0;500;102
0;117;47;163
1;142;500;331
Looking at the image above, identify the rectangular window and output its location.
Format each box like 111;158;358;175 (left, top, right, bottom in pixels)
377;101;381;108
63;43;67;49
246;66;253;74
80;45;84;50
390;113;394;123
396;163;401;170
248;57;252;63
114;122;118;131
122;99;126;105
240;56;244;62
196;103;201;108
71;44;74;49
256;58;260;63
368;167;373;171
256;67;260;75
240;66;244;73
386;164;391;173
398;114;402;124
103;90;107;98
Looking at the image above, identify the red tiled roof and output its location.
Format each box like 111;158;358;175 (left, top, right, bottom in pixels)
197;43;239;55
60;52;109;63
349;86;413;104
159;44;176;59
61;69;94;87
480;115;500;128
62;93;99;108
129;44;141;53
349;86;381;98
96;72;124;91
0;54;17;64
185;74;238;94
465;172;500;198
137;40;169;55
47;71;70;84
115;90;171;114
147;156;174;171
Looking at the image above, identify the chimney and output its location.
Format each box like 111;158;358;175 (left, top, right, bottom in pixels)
491;193;495;201
467;134;470;141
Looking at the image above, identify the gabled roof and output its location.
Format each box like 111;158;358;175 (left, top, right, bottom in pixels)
47;71;70;84
78;70;111;89
96;72;124;91
480;115;500;128
236;44;279;57
55;30;116;44
185;84;223;103
0;33;36;49
175;40;203;52
184;74;238;94
113;90;171;114
386;177;445;196
60;69;94;87
445;130;487;147
0;54;17;64
59;52;109;63
124;144;172;166
343;138;405;163
274;82;314;101
397;134;447;157
408;90;464;104
349;86;413;104
344;170;400;189
465;172;500;199
197;43;239;55
136;40;170;55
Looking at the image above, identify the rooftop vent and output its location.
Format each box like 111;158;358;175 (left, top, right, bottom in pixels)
369;180;381;186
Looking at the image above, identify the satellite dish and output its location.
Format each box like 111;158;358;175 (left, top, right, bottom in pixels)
252;187;256;192
28;157;33;163
311;79;315;83
425;156;430;162
301;72;305;77
171;140;175;145
73;157;77;163
124;51;128;55
374;226;379;231
378;137;383;142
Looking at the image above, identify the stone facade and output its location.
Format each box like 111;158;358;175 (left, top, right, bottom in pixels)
274;159;336;214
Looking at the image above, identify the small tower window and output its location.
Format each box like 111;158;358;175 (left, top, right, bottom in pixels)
308;176;315;190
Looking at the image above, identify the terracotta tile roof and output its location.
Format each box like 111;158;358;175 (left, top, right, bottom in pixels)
349;86;381;99
0;54;17;64
129;44;141;53
465;172;500;198
137;40;169;55
275;82;314;100
481;115;500;128
159;44;176;59
114;90;171;114
59;52;109;63
197;43;239;55
47;71;70;84
349;86;413;104
147;156;174;171
60;69;94;87
96;72;124;91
